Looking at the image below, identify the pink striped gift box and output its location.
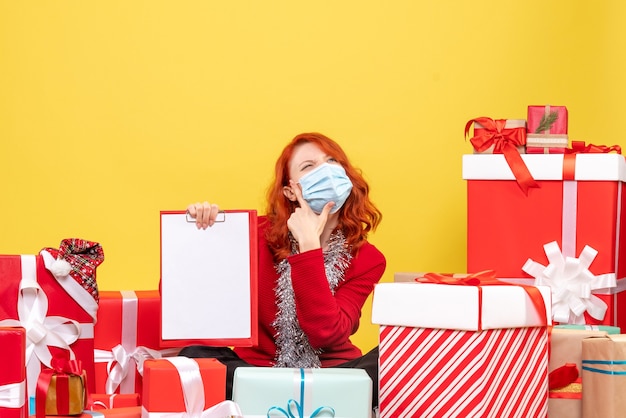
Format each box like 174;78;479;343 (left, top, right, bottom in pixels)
372;276;552;418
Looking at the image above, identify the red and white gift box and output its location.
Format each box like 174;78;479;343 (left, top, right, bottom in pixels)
0;327;27;418
0;254;98;398
94;290;179;396
464;153;626;328
371;275;552;418
141;357;233;417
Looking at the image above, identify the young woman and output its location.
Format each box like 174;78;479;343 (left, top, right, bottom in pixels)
182;132;386;406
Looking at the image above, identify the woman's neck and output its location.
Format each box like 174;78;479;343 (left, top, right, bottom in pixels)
320;215;339;250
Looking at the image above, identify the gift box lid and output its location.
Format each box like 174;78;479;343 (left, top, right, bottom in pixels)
462;153;626;182
371;281;552;331
554;324;621;334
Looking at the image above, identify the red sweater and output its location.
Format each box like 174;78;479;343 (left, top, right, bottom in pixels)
235;217;386;367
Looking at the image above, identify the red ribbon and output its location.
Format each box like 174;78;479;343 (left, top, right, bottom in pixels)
417;270;548;330
548;363;579;390
562;141;622;181
566;140;622;155
465;117;539;195
36;357;87;418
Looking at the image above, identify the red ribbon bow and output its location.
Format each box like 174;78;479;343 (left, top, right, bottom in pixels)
465;117;539;195
417;270;548;330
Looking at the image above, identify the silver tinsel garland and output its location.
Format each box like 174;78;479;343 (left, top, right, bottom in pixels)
272;231;352;368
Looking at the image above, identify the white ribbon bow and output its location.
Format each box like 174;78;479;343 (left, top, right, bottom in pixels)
94;345;179;394
0;381;25;408
522;241;616;324
0;255;81;397
144;357;242;418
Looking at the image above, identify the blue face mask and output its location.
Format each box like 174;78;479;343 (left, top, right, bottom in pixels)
298;163;353;214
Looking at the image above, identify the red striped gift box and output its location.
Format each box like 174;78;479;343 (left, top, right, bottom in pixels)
372;276;551;418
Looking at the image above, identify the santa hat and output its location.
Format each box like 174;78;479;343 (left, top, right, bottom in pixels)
43;238;105;302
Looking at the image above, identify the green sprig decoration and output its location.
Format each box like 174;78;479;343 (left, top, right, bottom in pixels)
534;110;559;133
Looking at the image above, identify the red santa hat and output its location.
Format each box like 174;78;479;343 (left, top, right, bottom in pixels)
43;238;105;302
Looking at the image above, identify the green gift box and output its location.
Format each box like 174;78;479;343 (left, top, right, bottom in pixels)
232;368;371;417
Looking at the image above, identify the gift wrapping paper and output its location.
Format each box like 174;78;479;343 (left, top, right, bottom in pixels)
371;279;551;418
142;357;227;416
0;327;27;418
526;133;569;154
527;105;568;135
94;290;180;396
0;254;98;399
464;153;626;328
582;334;626;418
232;367;372;418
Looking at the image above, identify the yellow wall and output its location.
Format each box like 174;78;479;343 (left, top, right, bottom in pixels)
1;1;625;351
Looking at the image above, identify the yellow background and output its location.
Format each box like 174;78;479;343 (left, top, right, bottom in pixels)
1;1;625;352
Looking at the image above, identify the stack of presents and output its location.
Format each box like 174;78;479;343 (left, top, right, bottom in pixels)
373;105;626;417
1;105;626;418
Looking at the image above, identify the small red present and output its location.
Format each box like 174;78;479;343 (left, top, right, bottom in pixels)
0;240;104;400
89;393;140;410
528;105;568;135
94;291;180;396
142;357;227;416
35;358;87;418
526;146;567;154
0;327;27;418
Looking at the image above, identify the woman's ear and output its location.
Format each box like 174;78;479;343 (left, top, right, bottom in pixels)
283;185;297;201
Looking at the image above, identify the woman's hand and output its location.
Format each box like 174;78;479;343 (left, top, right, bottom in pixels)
287;180;334;252
187;201;220;229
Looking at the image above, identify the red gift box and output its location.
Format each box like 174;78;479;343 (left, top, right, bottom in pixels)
142;357;227;416
464;153;626;328
0;327;27;418
0;253;99;399
371;275;551;418
528;105;568;135
526;146;567;154
94;291;180;396
31;406;142;417
90;393;140;410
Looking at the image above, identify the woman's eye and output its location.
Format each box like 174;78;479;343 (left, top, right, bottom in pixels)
327;158;337;163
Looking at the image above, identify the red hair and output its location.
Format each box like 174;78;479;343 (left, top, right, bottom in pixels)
265;132;382;261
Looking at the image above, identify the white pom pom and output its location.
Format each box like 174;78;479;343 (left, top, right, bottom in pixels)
50;258;72;278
